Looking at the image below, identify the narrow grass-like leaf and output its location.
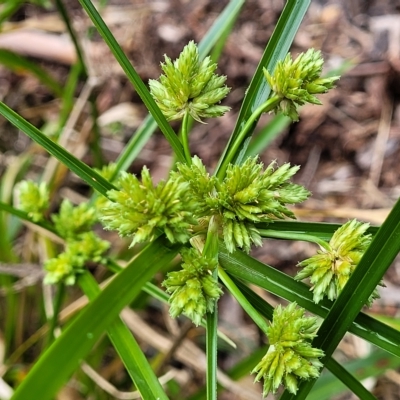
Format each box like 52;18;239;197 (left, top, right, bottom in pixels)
0;102;115;197
197;0;245;58
283;197;400;399
0;201;58;235
11;236;180;400
0;50;63;97
215;0;311;174
77;0;186;163
219;246;400;358
309;350;400;400
79;272;168;400
256;220;379;241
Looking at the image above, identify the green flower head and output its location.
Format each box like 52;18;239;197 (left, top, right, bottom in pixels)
149;41;230;122
66;232;110;266
264;48;340;121
163;247;222;326
17;180;49;222
252;302;324;396
295;219;376;305
52;200;97;240
99;168;198;247
44;252;83;286
176;156;310;253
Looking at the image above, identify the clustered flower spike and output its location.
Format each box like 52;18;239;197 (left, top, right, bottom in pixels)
98;168;198;247
252;302;324;396
163;247;222;326
176;156;310;253
17;180;49;222
149;41;230;122
264;48;340;121
52;200;97;240
295;219;376;305
43;232;110;285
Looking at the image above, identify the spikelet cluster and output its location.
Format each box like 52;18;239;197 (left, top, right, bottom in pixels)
176;156;310;253
252;302;324;396
264;48;339;121
52;200;97;240
295;219;376;305
163;247;222;326
99;168;198;247
149;41;230;122
17;180;49;222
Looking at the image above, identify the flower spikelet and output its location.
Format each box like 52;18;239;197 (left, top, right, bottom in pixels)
17;180;49;222
264;48;340;121
163;247;222;326
149;41;230;122
99;168;198;246
66;232;110;265
44;252;82;286
174;155;217;217
252;302;324;396
216;157;310;253
295;219;375;305
52;200;97;240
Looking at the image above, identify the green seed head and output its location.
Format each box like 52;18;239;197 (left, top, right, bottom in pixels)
295;219;377;305
149;41;230;122
264;48;340;121
252;302;324;396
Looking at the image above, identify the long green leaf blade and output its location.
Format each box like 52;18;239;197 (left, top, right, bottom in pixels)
79;272;169;400
0;102;114;197
11;237;180;400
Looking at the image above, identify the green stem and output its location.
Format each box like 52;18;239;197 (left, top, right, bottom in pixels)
204;216;219;400
181;109;192;165
216;95;280;180
258;229;331;251
45;282;65;348
218;266;270;335
206;269;218;400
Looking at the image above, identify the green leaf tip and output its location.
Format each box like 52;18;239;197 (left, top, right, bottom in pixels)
149;40;230;122
252;302;324;396
17;180;50;222
163;247;222;326
264;48;340;121
295;219;379;305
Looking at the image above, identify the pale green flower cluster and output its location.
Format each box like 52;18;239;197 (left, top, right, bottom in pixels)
176;156;310;253
163;247;222;326
295;219;375;304
252;302;324;396
52;200;97;240
264;48;339;121
17;180;49;222
44;232;110;285
99;168;198;247
149;41;230;122
17;181;110;285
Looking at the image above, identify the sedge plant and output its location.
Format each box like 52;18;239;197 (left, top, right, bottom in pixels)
1;1;400;400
